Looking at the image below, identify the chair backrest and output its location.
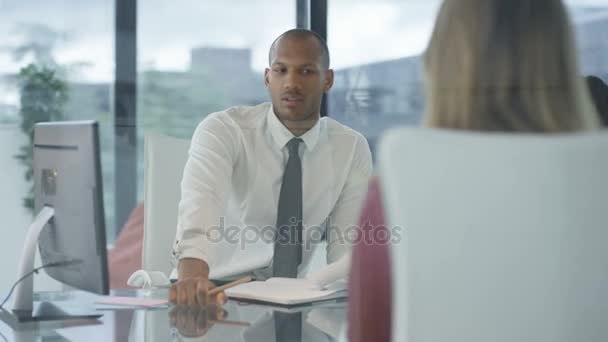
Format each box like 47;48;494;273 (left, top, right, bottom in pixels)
378;127;608;342
143;133;190;274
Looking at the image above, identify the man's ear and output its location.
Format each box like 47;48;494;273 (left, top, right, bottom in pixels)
264;68;270;88
324;69;334;92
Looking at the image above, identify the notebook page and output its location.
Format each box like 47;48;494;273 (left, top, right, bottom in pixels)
226;277;346;305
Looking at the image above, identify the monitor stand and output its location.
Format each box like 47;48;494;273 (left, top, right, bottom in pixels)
2;206;103;323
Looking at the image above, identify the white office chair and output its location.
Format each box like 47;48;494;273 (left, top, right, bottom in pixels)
143;133;190;275
378;127;608;342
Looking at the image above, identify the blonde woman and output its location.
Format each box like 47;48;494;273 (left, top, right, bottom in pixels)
348;0;600;341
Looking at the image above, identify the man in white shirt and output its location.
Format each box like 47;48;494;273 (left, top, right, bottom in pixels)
169;29;372;306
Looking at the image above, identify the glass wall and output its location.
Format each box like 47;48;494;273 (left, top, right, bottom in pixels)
327;0;441;155
328;0;608;156
0;0;114;290
137;0;296;199
567;0;608;80
1;0;606;291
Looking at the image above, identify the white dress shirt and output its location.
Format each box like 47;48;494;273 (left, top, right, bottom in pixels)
172;102;372;279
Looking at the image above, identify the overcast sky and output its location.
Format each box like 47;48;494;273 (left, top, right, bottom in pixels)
0;0;607;86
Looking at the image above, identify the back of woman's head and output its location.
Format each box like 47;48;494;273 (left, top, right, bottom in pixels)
424;0;599;132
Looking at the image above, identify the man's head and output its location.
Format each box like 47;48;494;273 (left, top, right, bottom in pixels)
265;29;334;133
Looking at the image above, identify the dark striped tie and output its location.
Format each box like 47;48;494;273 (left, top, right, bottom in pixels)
273;138;303;278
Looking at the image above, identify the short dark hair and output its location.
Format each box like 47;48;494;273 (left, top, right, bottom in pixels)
586;75;608;126
268;28;330;69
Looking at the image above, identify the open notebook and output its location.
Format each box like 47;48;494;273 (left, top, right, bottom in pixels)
225;277;347;306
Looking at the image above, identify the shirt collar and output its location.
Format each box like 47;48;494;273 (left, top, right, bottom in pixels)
266;104;321;152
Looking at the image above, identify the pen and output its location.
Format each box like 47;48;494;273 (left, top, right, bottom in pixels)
208;276;253;296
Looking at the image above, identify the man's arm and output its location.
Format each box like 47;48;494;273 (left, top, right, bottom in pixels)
173;114;239;264
178;258;209;280
326;135;373;263
170;113;238;305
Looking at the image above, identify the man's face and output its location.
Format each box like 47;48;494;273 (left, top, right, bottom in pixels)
265;36;334;125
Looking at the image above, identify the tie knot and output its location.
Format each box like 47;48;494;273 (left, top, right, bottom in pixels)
287;138;302;155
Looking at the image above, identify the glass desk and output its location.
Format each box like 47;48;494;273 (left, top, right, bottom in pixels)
0;289;347;341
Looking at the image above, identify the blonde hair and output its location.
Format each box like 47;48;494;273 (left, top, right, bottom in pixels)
424;0;600;132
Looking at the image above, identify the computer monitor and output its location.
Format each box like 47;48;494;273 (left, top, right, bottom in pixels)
5;120;109;322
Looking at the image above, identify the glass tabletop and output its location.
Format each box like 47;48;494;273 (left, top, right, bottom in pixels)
0;289;347;342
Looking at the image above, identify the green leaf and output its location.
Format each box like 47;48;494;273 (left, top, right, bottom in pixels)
17;63;68;212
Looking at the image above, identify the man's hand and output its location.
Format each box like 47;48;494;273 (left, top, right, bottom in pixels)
169;258;226;306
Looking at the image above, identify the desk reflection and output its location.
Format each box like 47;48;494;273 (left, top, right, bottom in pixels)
131;300;347;342
0;291;347;341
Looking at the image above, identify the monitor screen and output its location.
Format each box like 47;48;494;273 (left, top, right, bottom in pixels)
33;120;109;295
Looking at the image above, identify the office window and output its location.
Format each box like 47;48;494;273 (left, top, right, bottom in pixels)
0;0;114;290
328;0;608;155
327;0;441;155
137;0;295;197
567;1;608;81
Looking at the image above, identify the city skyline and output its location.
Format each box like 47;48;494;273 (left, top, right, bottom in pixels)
0;0;606;86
